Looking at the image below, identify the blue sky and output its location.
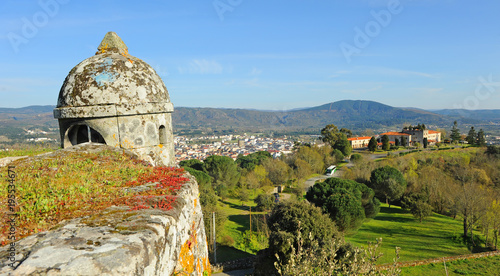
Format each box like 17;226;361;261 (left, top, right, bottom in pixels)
1;0;500;110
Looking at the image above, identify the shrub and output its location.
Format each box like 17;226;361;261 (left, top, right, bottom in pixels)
220;235;235;247
350;153;362;163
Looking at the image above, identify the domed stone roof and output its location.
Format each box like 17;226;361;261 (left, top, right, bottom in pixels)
54;32;172;119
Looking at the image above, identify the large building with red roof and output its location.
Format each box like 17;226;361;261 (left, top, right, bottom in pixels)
347;127;441;149
347;136;371;149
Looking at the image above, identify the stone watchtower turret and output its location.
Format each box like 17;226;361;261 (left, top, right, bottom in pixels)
53;32;174;166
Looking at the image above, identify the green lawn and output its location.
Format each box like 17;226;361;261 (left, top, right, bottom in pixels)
347;204;474;264
217;194;268;261
401;255;500;276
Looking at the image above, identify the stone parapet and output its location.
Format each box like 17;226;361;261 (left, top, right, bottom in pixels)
0;172;210;275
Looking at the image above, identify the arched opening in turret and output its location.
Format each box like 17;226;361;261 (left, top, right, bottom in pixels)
159;125;167;145
66;124;106;146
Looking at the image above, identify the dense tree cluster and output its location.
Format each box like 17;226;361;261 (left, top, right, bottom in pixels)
466;126;487;146
306;178;379;231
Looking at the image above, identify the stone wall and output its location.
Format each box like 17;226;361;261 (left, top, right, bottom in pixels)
0;171;210;275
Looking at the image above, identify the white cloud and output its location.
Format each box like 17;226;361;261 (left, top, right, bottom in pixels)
178;59;223;74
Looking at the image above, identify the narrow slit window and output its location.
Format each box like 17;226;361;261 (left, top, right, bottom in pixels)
159;125;167;145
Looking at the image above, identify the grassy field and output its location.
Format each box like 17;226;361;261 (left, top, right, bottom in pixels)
400;255;500;275
347;204;477;264
217;193;269;261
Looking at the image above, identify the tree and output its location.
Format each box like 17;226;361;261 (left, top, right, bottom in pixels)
340;128;353;138
323;188;365;231
332;149;344;163
321;124;352;156
263;158;290;186
486;145;500;156
400;136;408;147
477;129;486;147
334;133;352;157
452;167;490;240
254;193;276;211
258;200;339;273
321;124;340;146
306;178;379;231
203;155;240;198
350;153;362;163
237;151;272;171
293;158;313;180
395;138;400;147
451;121;461;144
423;138;428;149
370;166;407;207
466;126;476;145
381;135;390;151
179;159;204;171
368;137;377;152
295;146;324;174
402;192;433;222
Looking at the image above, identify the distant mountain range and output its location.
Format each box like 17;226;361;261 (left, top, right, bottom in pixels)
173;100;498;134
1;101;499;138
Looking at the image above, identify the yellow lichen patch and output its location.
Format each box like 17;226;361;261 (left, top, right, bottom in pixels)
121;139;135;149
178;239;195;274
194;198;197;208
202;256;211;275
120;48;134;63
159;144;164;148
98;43;110;54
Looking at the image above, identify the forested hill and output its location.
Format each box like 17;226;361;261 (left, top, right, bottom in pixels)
172;100;480;133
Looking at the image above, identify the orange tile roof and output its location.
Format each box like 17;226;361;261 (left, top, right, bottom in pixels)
380;132;410;136
347;136;372;141
377;141;395;145
428;130;441;134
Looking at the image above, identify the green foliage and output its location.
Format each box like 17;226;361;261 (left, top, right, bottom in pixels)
295;145;324;173
466;126;477;145
321;124;352;156
477;129;486;147
451;121;461;143
370;165;407;207
236;151;272;171
266;200;339;266
368;136;378;152
423;138;428;148
306;178;379;231
334;133;352;157
486;145;500;156
274;233;400;276
402;192;433;222
395;138;400;147
332;149;344;162
324;188;365;231
350;153;362;163
183;166;216;208
400;136;408;147
263;158;290;185
321;124;340;146
382;135;390;151
179;158;204;171
254;193;276;211
203;155;240;198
